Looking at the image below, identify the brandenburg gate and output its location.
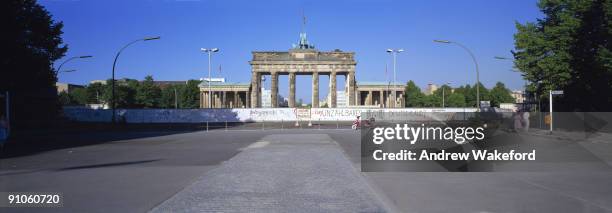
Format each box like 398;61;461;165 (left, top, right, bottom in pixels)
249;48;356;108
199;33;405;108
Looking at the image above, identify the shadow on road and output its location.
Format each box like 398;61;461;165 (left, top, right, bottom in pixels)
0;122;229;159
0;159;163;177
57;159;162;171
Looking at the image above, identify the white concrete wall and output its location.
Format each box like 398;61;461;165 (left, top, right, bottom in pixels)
63;108;478;123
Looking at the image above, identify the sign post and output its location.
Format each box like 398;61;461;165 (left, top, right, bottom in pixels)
549;90;563;133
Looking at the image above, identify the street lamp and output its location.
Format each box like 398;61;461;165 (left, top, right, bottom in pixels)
442;82;451;108
56;55;93;74
494;55;533;112
200;48;220;108
111;36;160;123
434;40;480;109
386;48;403;108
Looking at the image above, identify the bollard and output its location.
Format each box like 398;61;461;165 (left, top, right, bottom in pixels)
225;120;228;131
319;119;321;130
262;120;265;130
336;119;339;129
206;121;209;132
281;119;284;130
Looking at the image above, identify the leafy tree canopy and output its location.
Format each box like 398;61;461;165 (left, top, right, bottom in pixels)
513;0;612;111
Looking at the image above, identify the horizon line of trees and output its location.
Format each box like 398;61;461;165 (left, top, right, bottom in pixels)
61;76;516;109
60;75;201;109
404;80;516;108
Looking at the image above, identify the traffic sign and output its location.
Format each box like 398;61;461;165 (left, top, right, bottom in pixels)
551;90;564;95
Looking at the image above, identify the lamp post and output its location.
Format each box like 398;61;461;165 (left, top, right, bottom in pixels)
442;82;451;108
174;88;178;109
494;55;529;89
56;55;92;74
111;36;160;123
434;40;480;109
200;48;219;108
386;48;403;108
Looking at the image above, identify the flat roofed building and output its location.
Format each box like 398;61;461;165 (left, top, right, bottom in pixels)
356;82;405;108
198;82;250;108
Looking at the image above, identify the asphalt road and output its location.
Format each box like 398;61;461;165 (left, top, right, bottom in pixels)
1;129;612;212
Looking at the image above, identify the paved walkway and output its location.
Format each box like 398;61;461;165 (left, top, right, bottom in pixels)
525;128;612;144
151;134;386;213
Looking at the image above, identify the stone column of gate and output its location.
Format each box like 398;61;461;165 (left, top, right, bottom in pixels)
204;92;208;108
218;92;222;108
347;71;355;106
330;71;337;108
199;92;203;108
222;91;226;108
312;72;319;108
233;91;238;108
379;90;384;108
245;90;250;108
271;71;279;107
390;88;396;108
288;72;296;107
250;72;260;108
203;92;207;108
204;92;209;108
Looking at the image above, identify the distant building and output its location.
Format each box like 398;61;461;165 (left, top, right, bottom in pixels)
56;83;84;94
200;77;225;83
90;80;106;85
325;91;347;108
511;90;526;103
261;88;287;108
424;83;438;95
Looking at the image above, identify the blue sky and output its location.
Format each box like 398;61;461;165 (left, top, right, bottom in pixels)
41;0;542;103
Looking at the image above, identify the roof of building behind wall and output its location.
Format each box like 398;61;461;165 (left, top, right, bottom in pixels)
357;82;405;86
197;82;251;88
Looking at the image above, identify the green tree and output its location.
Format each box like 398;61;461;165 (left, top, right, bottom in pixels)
404;80;426;107
179;80;201;109
446;93;467;107
160;85;180;108
422;95;441;107
102;79;138;108
514;0;612;111
1;0;68;127
489;82;515;107
454;85;473;106
86;82;105;104
136;75;161;108
433;84;453;107
70;87;88;105
58;91;73;106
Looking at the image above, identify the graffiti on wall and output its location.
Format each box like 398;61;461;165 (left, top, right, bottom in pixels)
63;108;477;123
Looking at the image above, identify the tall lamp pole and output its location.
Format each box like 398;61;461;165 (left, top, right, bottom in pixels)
434;40;480;109
56;55;93;74
200;48;219;108
386;48;403;108
111;36;160;123
442;82;451;108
